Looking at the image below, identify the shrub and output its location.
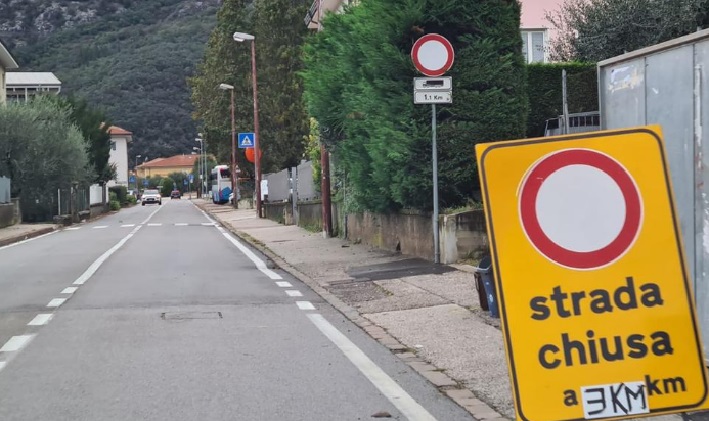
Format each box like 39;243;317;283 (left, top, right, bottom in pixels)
108;185;128;204
126;195;137;205
109;200;121;211
109;191;118;202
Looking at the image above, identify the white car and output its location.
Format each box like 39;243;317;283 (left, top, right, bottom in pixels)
141;189;162;206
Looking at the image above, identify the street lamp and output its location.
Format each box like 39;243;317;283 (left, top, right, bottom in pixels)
195;135;206;197
233;31;261;218
218;83;238;208
134;155;142;184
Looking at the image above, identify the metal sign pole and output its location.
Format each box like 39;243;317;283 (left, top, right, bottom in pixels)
432;103;440;264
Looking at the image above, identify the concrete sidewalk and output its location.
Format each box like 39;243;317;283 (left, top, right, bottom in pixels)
0;223;57;248
196;199;513;420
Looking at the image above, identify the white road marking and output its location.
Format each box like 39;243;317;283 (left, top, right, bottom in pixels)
0;230;57;251
93;225;108;229
28;314;54;326
140;206;164;225
0;335;35;352
221;233;282;280
276;281;293;288
73;224;148;286
201;222;215;226
65;227;81;231
0;362;5;372
308;314;437;421
175;223;188;226
61;287;78;294
296;301;315;310
147;223;162;227
47;298;66;307
121;224;135;228
286;290;303;297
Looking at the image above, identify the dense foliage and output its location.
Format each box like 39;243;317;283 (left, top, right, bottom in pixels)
526;63;598;138
547;0;709;62
2;0;221;163
0;97;93;220
189;0;310;176
301;0;528;212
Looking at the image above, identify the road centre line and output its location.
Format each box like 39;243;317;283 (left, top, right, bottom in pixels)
61;287;78;294
28;314;54;326
286;290;303;297
0;230;57;251
307;314;437;421
47;298;66;307
0;335;35;353
276;281;293;288
296;301;315;310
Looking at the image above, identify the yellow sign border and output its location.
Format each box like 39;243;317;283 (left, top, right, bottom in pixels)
477;126;708;421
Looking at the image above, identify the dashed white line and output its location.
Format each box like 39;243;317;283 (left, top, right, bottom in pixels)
0;362;6;372
285;290;303;297
47;298;66;307
65;227;81;231
201;222;215;226
308;314;437;421
93;225;108;229
28;314;54;326
175;223;188;226
0;335;35;352
121;224;135;228
276;281;293;288
296;301;315;310
147;223;162;227
61;287;78;294
221;233;282;280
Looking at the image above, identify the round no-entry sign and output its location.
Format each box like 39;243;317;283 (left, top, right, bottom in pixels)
518;148;643;270
411;34;454;77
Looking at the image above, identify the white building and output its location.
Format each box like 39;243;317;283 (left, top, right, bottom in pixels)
0;40;19;105
107;126;132;187
5;72;62;103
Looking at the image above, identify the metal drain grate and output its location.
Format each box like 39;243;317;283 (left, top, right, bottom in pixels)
161;312;223;320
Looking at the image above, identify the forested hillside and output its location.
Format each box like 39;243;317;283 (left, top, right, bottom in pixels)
0;0;221;161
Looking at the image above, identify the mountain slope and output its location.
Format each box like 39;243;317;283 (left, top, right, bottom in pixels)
1;0;220;161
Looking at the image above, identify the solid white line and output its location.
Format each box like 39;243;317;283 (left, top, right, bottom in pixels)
221;233;282;280
93;225;108;229
121;224;135;228
140;205;164;225
73;224;145;286
175;223;188;226
61;287;78;294
28;314;54;326
308;314;437;421
296;301;315;310
286;290;303;297
0;335;35;352
47;298;66;307
276;281;293;288
0;230;57;251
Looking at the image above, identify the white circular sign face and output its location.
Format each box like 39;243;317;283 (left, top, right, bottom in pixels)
535;164;626;253
418;41;449;73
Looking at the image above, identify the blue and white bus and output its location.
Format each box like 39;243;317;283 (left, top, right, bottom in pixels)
210;165;232;204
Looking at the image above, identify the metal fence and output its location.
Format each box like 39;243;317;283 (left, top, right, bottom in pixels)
296;160;318;201
0;177;10;204
264;168;292;202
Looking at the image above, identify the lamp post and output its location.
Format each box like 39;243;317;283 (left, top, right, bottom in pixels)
218;83;237;208
134;155;142;186
195;136;204;197
233;31;261;218
192;146;201;197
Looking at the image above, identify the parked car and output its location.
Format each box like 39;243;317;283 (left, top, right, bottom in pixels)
170;190;181;199
141;189;162;206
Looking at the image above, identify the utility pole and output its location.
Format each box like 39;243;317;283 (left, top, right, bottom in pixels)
317;0;333;238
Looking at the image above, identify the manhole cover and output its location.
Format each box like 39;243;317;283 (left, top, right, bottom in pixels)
161;312;223;320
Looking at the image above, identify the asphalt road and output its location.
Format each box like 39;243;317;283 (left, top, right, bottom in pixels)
0;199;474;421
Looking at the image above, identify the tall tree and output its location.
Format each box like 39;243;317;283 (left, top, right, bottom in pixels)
252;0;310;172
547;0;708;62
301;0;528;212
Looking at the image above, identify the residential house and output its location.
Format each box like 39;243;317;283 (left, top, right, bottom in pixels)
0;40;19;105
107;126;132;187
6;72;62;103
304;0;560;63
136;154;200;179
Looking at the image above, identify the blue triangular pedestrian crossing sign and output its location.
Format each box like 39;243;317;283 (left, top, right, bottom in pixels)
238;132;255;148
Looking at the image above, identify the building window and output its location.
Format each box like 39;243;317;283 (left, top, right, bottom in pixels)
521;29;547;64
110;141;116;151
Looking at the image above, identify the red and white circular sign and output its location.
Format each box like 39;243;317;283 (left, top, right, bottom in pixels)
518;149;643;270
411;34;454;77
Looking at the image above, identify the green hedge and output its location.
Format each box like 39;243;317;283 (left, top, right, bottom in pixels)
526;63;599;138
108;185;128;205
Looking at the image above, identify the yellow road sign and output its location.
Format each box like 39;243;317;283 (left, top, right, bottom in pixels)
475;126;708;421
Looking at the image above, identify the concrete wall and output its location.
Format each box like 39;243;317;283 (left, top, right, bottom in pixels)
440;210;489;263
0;199;20;228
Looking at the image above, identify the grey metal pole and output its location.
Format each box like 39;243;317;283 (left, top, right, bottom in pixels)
562;69;570;135
432;103;440;264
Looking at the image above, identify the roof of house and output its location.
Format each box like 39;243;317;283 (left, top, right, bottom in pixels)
107;126;133;136
139;154;200;168
6;72;61;86
0;39;19;70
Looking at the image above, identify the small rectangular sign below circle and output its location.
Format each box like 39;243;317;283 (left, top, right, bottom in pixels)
414;91;452;104
414;77;452;90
